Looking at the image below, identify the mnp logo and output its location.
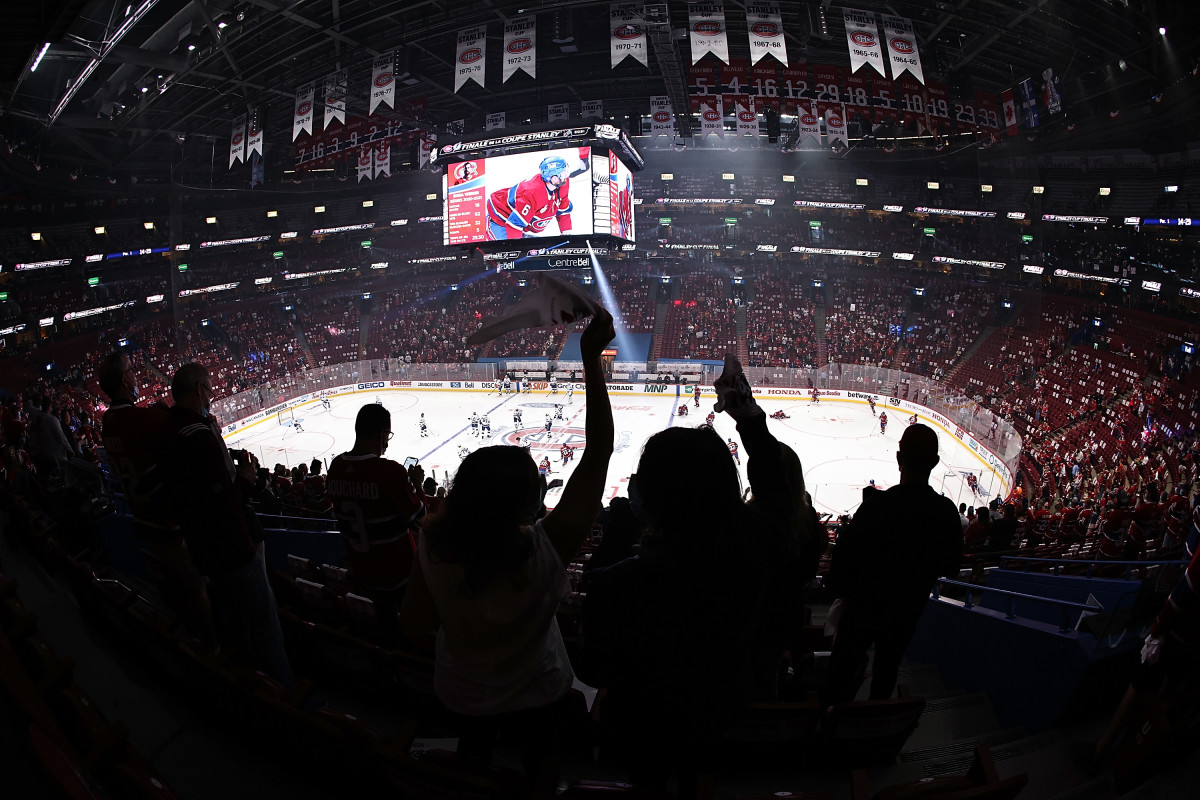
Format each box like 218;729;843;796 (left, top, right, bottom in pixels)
296;101;312;116
614;24;641;39
693;21;721;36
890;37;915;54
460;48;483;63
374;72;393;87
851;31;876;47
507;38;532;54
751;22;780;37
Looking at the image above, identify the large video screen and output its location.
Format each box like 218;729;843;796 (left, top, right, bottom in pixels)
443;147;595;246
609;151;634;242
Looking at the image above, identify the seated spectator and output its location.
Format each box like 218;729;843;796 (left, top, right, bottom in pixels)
401;309;615;798
578;354;791;798
965;506;992;550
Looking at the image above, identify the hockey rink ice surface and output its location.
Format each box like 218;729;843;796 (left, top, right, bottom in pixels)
226;388;1005;518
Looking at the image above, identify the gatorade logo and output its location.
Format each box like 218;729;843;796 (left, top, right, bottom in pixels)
851;31;876;47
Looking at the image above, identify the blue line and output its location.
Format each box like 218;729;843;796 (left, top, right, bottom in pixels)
663;383;681;429
419;391;518;462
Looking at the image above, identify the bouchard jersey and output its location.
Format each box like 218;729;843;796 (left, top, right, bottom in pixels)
326;453;425;591
486;174;573;238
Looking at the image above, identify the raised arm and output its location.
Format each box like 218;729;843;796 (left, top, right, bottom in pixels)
542;308;615;566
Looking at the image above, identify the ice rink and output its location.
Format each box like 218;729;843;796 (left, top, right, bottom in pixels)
225;387;1007;518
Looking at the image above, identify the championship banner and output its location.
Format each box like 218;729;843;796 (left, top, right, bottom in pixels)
486;111;505;131
418;132;436;168
845;71;872;120
582;99;603;119
843;8;886;77
374;143;391;179
229;113;246;168
735;97;758;137
370;53;395;115
825;103;847;149
649;95;675;138
610;3;648;68
1042;67;1062;114
746;2;787;66
502;15;536;82
688;2;730;65
323;69;347;129
247;106;264;158
548;102;569;122
1018;77;1039;128
1001;88;1018;136
455;26;487;92
357;146;373;182
292;82;314;141
699;96;723;137
880;14;924;84
797;100;820;146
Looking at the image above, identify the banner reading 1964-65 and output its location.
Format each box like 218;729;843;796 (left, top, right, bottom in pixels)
880;15;923;85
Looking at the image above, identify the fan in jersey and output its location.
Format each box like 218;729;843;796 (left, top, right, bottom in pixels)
486;151;588;240
326;404;425;623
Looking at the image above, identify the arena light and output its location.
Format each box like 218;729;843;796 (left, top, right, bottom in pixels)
362;200;374;208
981;184;993;192
205;216;217;224
280;231;298;239
722;173;735;180
266;210;278;218
87;277;99;286
855;178;869;186
94;226;106;234
143;221;154;230
314;205;326;213
1159;26;1166;35
30;42;51;72
424;193;437;200
1099;187;1111;196
31;232;41;241
661;173;674;181
882;204;903;212
782;175;794;183
1165;185;1179;193
1032;186;1045;194
926;181;939;190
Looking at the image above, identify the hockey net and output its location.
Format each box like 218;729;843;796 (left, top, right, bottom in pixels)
277;408;293;426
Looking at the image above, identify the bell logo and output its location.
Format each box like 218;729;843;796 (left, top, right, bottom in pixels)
890;37;915;54
507;38;532;54
693;21;721;36
751;22;780;37
851;31;876;47
460;48;483;63
374;72;393;87
296;102;312;116
614;24;641;39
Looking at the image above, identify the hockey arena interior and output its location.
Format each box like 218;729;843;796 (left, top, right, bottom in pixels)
2;1;1200;798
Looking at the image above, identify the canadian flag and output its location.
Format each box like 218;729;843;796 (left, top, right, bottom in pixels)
1001;88;1018;136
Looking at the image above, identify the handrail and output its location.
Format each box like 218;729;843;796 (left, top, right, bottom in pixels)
1000;555;1187;579
932;577;1099;633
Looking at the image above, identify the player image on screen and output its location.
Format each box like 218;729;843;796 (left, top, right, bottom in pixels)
608;152;635;242
486;148;590;240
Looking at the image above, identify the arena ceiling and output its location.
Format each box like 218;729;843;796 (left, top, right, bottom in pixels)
0;0;1195;192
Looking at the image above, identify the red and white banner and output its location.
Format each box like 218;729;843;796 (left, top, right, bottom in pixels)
357;146;373;182
292;82;314;141
975;91;1000;132
370;53;395;115
374;143;390;179
246;106;263;158
797;100;821;146
746;2;787;66
485;111;505;131
649;95;674;138
548;102;569;122
323;69;346;129
455;26;487;92
1001;88;1018;136
582;99;603;119
926;81;950;133
502;15;536;82
735;97;759;137
843;8;887;77
699;95;723;137
229;113;246;168
610;3;648;68
688;2;729;64
880;14;923;84
418;132;436;169
845;71;872;120
825;103;848;149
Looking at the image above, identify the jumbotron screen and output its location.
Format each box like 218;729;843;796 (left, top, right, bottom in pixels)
443;146;633;246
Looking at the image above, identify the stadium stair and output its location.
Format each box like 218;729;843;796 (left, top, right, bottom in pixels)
357;311;372;360
649;301;667;362
945;325;997;385
294;323;317;368
735;304;749;364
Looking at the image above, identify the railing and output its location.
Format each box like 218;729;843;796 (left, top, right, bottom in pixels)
931;578;1102;634
1000;555;1188;580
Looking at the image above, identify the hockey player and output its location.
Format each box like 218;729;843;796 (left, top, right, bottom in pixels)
502;376;512;394
693;384;701;408
321;396;331;412
470;412;480;436
375;395;383;405
908;414;918;425
550;377;559;395
513;408;523;427
293;418;304;433
418;413;428;438
678;403;689;416
539;456;552;477
560;443;573;465
810;388;820;404
879;411;888;434
554;404;564;421
966;473;979;496
566;383;574;404
770;409;790;420
458;445;470;460
727;438;740;466
481;414;491;436
868;396;877;416
486;151;587;240
705;411;716;427
545;414;553;435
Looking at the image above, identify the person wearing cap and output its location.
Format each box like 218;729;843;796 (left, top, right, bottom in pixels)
824;423;964;705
